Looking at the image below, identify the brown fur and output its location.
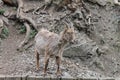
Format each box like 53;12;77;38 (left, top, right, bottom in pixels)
34;26;75;76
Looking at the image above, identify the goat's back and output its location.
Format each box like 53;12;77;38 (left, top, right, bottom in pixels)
35;28;59;53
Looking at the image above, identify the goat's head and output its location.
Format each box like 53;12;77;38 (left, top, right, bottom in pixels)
60;22;76;44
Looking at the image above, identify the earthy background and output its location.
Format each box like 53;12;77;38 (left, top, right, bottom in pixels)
0;0;120;78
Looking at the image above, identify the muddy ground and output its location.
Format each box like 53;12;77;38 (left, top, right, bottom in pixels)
0;0;120;78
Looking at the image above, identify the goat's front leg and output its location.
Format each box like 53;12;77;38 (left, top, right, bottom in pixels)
43;51;50;76
35;49;39;70
56;56;61;76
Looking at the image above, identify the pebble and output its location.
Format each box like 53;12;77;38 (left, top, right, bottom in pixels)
0;0;3;6
62;72;73;78
0;66;2;69
3;11;10;17
0;19;3;28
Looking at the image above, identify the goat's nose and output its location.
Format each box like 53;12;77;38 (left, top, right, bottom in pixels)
70;39;78;44
70;40;75;44
70;41;74;44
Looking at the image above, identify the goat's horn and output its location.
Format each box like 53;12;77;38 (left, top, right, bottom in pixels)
65;18;74;28
68;18;74;28
63;21;69;28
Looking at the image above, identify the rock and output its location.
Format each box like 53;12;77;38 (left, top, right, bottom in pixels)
87;0;107;6
0;19;3;28
0;0;3;6
63;32;98;61
96;45;111;56
72;8;83;19
62;72;73;78
52;0;62;5
3;10;10;17
114;0;120;5
45;0;52;4
1;16;9;26
93;60;105;71
2;0;17;6
87;0;120;6
0;19;3;34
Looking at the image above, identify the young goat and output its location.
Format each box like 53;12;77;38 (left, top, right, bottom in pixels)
34;24;75;76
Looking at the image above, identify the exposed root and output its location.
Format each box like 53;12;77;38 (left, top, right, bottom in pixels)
2;0;38;49
24;41;34;50
19;14;37;30
2;0;17;6
0;18;3;34
16;0;38;49
16;0;24;18
18;22;31;48
16;0;37;30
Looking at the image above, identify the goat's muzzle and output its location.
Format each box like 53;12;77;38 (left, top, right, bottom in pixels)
70;39;78;44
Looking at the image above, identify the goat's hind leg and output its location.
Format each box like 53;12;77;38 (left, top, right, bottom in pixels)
43;51;50;76
35;49;40;71
56;56;62;76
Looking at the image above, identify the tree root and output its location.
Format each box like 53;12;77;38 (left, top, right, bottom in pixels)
16;0;37;49
2;0;17;6
19;14;37;30
17;0;37;30
0;18;3;34
18;22;31;48
2;0;37;49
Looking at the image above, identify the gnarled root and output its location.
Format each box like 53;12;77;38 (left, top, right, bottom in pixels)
18;22;31;48
16;0;37;49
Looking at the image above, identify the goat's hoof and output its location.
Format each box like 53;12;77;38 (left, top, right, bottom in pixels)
56;72;62;78
41;72;47;77
35;66;41;71
35;69;40;72
56;74;62;78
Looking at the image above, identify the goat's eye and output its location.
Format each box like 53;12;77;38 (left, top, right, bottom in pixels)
68;32;71;35
70;32;73;34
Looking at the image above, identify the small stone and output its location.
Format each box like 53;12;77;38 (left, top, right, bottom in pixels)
0;19;3;28
62;72;73;78
76;63;79;66
0;0;3;6
0;66;2;69
3;11;10;17
2;16;9;25
88;0;107;6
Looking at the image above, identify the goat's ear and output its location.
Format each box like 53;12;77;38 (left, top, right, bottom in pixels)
62;26;68;34
71;27;74;31
65;24;69;29
63;27;67;33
